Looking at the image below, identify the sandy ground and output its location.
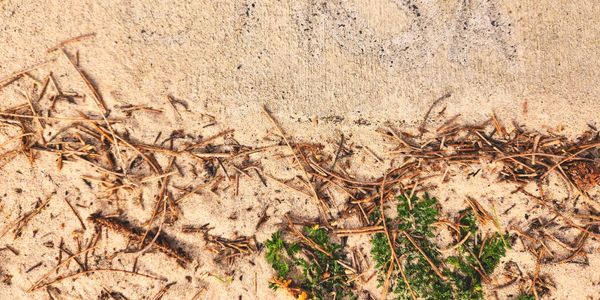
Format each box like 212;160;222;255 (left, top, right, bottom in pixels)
1;1;600;299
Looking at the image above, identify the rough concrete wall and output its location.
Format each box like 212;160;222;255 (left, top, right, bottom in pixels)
1;1;598;134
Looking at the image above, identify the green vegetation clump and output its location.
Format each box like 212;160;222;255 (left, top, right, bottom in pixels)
516;294;535;300
371;194;509;300
263;194;509;299
371;194;452;299
265;226;354;300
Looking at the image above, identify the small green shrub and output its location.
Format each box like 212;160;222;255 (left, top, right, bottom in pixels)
265;226;354;300
371;194;509;300
516;294;535;300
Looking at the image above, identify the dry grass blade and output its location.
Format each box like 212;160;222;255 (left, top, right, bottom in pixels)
402;231;447;281
166;95;182;118
379;174;417;300
465;197;494;226
121;105;163;115
62;197;86;230
1;193;55;239
0;112;121;123
0;133;35;150
286;217;332;258
419;92;451;135
151;282;176;300
182;129;234;151
20;89;45;129
32;268;163;291
28;246;98;291
0;60;55;88
47;33;96;52
175;177;220;204
61;49;107;112
334;226;384;236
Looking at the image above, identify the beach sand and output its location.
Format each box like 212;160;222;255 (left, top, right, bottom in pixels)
1;1;599;299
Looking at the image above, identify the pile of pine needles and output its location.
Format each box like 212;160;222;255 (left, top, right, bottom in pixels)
0;38;268;298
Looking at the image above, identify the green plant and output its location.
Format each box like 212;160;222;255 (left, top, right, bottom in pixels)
265;231;298;278
515;294;535;300
372;194;452;300
446;208;510;300
265;226;354;300
371;194;510;300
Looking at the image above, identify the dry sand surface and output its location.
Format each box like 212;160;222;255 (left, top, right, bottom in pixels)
1;1;600;299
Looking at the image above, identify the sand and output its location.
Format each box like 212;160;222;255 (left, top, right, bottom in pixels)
1;1;599;299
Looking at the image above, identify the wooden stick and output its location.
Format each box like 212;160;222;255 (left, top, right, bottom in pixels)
182;129;234;151
334;226;384;236
28;246;98;291
1;193;55;239
379;174;417;300
175;176;220;204
0;133;35;150
0;112;121;123
32;268;162;291
61;49;107;112
63;197;86;230
20;89;44;129
402;231;446;281
263;173;312;197
166;95;182;118
0;60;55;87
187;152;232;159
47;33;96;52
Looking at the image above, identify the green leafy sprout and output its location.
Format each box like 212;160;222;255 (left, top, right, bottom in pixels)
515;294;535;300
371;194;510;300
265;226;355;300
